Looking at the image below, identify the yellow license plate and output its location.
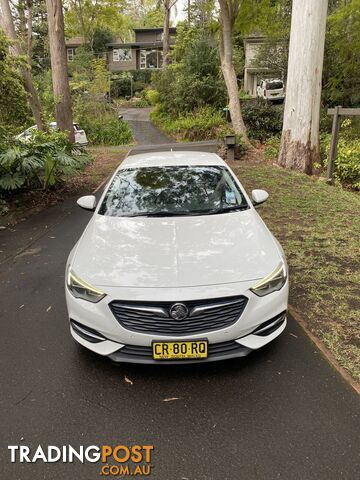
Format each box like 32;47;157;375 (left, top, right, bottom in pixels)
152;340;208;360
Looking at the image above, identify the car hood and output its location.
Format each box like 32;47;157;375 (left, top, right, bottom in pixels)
72;211;282;288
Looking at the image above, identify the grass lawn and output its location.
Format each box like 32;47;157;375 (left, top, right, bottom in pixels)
230;160;360;382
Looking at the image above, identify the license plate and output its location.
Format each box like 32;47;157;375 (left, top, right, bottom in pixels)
152;340;208;360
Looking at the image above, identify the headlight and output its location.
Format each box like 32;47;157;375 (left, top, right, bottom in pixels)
250;262;287;297
67;268;106;303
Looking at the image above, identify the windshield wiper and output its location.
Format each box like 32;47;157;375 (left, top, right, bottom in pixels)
144;211;202;217
117;205;249;218
198;205;249;215
119;211;195;218
145;206;249;216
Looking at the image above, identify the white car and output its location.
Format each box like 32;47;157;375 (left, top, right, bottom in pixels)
16;122;88;145
257;79;285;102
66;151;288;364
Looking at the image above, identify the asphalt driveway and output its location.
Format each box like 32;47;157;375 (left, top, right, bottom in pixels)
119;107;171;145
0;183;359;480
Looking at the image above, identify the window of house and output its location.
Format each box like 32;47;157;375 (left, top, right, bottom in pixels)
140;49;160;69
140;50;147;69
113;48;132;62
156;32;163;41
67;48;75;62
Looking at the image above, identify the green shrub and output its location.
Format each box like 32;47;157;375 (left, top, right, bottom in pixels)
151;106;243;146
242;99;283;141
0;130;90;192
145;89;160;106
74;99;133;145
320;132;360;189
0;31;32;141
239;90;252;100
130;70;153;84
133;80;146;95
111;75;132;98
152;32;226;115
264;136;281;160
110;70;153;99
319;108;333;134
81;115;133;145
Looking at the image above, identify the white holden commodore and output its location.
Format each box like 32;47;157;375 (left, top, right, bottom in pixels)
66;151;288;363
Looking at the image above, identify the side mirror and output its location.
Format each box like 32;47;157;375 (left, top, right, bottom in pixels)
77;195;97;211
252;189;269;206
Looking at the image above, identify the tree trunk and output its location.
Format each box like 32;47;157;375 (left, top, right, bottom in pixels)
26;0;33;61
162;1;170;67
46;0;74;141
218;0;251;146
76;0;86;42
278;0;328;174
0;0;44;130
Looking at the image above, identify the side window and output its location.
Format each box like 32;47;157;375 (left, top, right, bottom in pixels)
113;49;119;62
67;48;75;62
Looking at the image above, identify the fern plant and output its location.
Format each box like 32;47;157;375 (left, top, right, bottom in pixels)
0;130;90;192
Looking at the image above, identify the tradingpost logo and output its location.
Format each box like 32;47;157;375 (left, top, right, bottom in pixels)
8;444;155;477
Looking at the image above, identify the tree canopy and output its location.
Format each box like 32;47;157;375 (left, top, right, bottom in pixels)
0;31;30;140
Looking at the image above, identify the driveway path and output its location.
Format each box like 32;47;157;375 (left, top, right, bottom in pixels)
119;107;171;145
0;118;359;479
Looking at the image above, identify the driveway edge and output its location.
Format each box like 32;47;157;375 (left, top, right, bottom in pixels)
289;305;360;395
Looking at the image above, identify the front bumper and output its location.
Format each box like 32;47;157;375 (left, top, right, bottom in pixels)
66;279;288;364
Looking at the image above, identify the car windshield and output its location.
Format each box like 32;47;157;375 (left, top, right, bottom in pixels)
266;81;283;90
98;166;249;217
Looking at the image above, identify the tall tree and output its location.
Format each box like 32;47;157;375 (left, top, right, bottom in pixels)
278;0;328;173
161;0;177;67
0;0;44;129
218;0;250;145
46;0;74;141
0;30;30;139
187;0;215;28
124;0;163;28
64;0;130;47
324;0;360;107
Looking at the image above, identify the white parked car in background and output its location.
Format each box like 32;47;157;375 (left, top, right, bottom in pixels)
66;151;289;364
257;79;285;102
16;122;88;145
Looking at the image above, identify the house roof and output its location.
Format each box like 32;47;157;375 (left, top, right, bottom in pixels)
243;35;266;45
107;42;164;48
133;27;177;33
65;37;85;47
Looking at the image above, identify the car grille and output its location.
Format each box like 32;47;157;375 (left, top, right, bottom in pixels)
109;296;248;336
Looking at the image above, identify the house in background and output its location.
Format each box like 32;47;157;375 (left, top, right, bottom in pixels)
65;37;85;63
108;27;177;71
65;27;177;72
243;35;284;97
243;36;268;96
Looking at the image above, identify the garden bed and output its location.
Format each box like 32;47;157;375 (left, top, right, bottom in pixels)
150;107;233;142
0;147;128;227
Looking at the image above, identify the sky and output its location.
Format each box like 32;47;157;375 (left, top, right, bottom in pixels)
173;0;188;23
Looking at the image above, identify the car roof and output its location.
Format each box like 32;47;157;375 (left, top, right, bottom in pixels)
120;151;226;169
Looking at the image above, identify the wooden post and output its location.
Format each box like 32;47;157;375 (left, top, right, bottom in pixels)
327;105;341;184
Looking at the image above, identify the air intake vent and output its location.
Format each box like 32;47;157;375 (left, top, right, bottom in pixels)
109;296;248;336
